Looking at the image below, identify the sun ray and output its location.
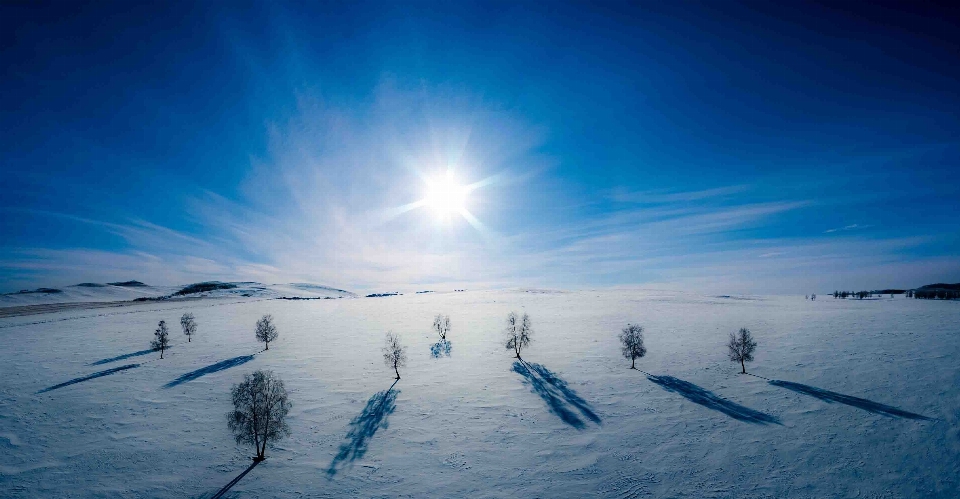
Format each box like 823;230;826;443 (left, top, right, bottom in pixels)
382;199;429;223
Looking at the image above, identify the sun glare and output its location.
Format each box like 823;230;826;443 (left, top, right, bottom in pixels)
425;173;468;217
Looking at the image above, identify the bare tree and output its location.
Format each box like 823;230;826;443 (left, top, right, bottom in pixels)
727;327;757;374
619;323;647;369
383;333;407;379
505;312;532;359
432;314;451;341
255;314;278;350
180;313;197;342
152;320;170;359
227;370;291;461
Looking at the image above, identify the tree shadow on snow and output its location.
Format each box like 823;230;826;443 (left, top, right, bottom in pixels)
326;380;399;476
769;380;932;420
430;339;452;358
89;348;163;366
38;364;140;393
512;360;601;429
646;375;780;425
164;355;254;388
206;459;262;499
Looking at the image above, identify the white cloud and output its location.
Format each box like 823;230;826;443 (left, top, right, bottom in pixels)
824;223;871;233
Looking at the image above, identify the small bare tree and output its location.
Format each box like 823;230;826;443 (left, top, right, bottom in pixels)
619;323;647;369
505;312;532;359
727;327;757;374
152;320;170;359
432;314;451;341
180;313;197;342
383;333;407;379
255;314;278;350
227;370;291;461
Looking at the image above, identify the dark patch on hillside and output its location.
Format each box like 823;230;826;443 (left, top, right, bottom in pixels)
6;288;63;295
173;282;238;296
74;283;107;287
108;281;148;287
277;296;340;300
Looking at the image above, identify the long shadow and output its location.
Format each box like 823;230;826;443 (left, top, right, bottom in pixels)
209;459;261;499
769;380;932;420
646;374;780;425
38;364;140;393
164;355;254;388
327;380;399;476
430;339;452;358
512;361;601;429
90;348;162;366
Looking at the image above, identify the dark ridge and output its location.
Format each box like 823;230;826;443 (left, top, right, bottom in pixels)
74;283;107;287
416;290;433;294
9;288;63;295
108;280;148;287
277;296;339;300
173;281;237;296
289;283;355;295
366;292;401;298
918;283;960;291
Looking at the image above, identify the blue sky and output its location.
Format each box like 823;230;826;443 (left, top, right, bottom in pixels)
2;1;958;294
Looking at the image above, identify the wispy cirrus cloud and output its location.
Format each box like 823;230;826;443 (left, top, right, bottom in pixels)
1;83;957;295
608;185;751;204
824;223;871;233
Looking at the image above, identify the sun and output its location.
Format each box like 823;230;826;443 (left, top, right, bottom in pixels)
385;167;491;232
424;172;468;217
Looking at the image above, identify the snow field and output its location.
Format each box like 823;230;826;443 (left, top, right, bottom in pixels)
1;290;958;497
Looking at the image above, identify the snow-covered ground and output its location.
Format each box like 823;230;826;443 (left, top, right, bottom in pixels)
1;290;957;498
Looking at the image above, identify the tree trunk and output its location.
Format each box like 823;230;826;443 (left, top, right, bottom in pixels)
631;357;636;369
265;341;269;350
394;364;400;380
740;359;745;374
260;417;269;459
161;347;164;359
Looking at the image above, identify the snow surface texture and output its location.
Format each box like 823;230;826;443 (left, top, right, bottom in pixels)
0;290;958;498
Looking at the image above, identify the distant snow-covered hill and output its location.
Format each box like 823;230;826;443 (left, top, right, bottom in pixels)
0;283;178;306
0;281;355;307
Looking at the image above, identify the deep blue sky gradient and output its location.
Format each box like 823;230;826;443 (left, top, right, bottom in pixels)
2;1;958;293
